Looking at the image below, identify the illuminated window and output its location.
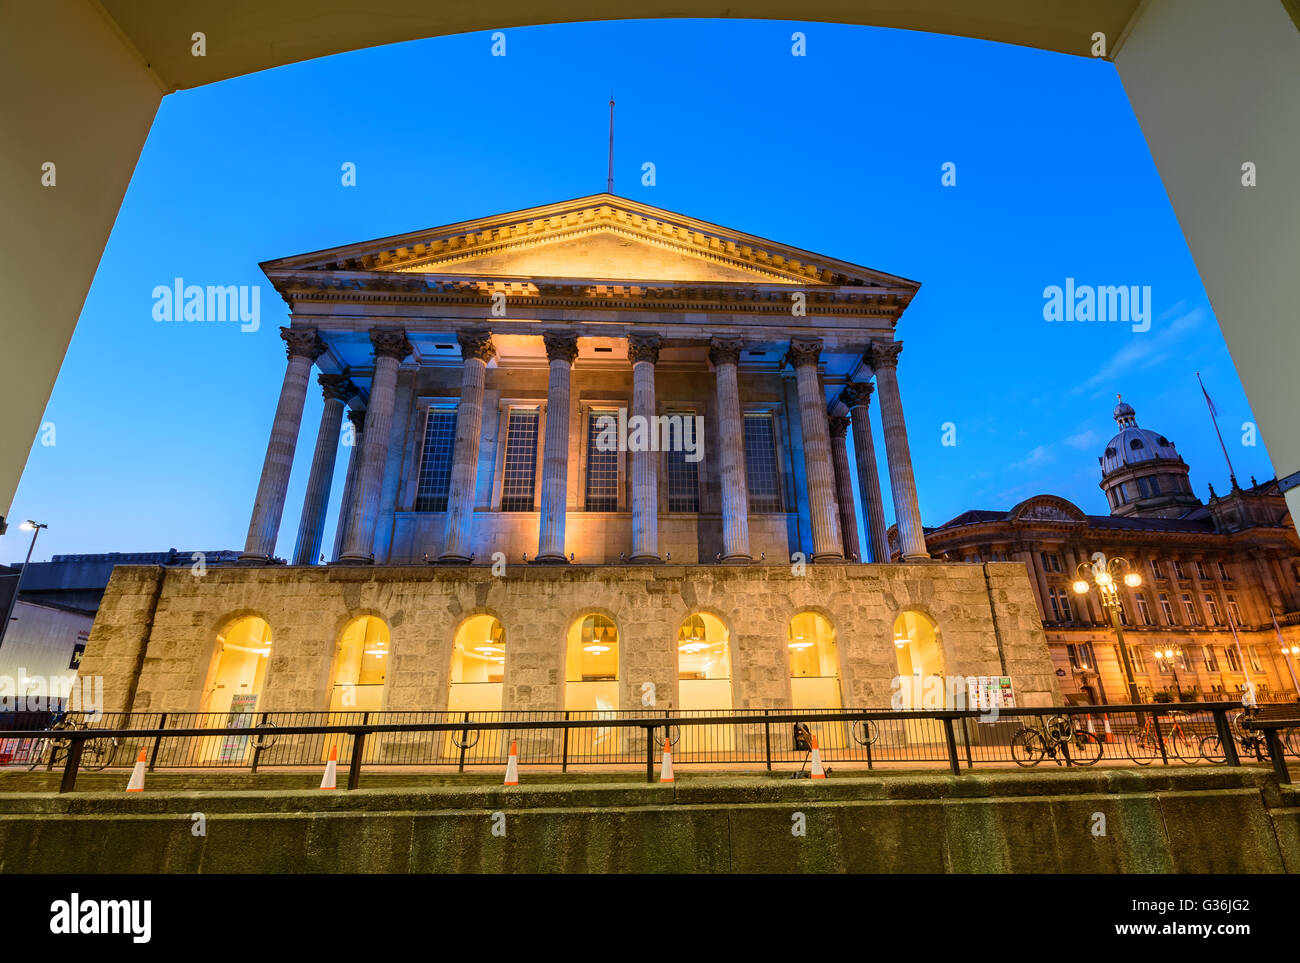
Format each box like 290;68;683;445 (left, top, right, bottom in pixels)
328;616;389;712
892;611;945;710
677;614;733;751
413;408;457;511
788;612;841;708
201;616;273;717
584;409;619;511
565;614;619;713
666;411;700;512
744;413;782;512
500;408;539;511
448;615;505;712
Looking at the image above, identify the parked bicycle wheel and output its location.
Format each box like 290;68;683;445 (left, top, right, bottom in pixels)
81;737;119;772
851;719;879;746
1069;729;1104;767
1285;728;1300;758
1199;733;1226;764
1010;727;1045;767
25;738;57;772
1168;729;1200;764
1124;730;1158;765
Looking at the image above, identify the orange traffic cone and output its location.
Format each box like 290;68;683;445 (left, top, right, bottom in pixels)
660;737;674;783
504;740;519;786
1102;714;1117;744
320;745;338;790
125;748;147;792
809;734;826;779
1086;715;1097;736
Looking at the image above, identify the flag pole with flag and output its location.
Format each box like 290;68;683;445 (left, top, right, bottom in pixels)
1197;371;1238;490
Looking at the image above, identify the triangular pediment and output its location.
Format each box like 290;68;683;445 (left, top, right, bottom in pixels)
262;194;919;292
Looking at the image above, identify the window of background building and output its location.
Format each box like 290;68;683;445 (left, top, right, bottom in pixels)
1150;559;1165;580
1135;593;1153;626
413;407;458;512
1226;595;1242;626
1195;561;1209;581
499;407;540;511
665;411;700;512
1159;593;1176;624
1067;644;1090;670
1120;644;1146;672
1172;560;1187;580
1204;593;1223;625
1218;561;1232;581
1202;644;1219;672
1224;646;1241;672
1040;551;1062;573
584;408;619;511
1047;587;1073;623
1248;645;1263;673
743;413;782;512
1181;593;1199;625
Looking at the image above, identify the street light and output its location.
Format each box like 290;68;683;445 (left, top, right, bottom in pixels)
1154;645;1183;698
1073;554;1143;703
0;520;48;650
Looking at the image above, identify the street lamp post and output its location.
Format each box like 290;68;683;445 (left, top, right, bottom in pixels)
1155;646;1183;699
0;520;47;651
1073;554;1144;704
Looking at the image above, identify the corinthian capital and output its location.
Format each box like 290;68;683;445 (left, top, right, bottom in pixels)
370;328;413;362
627;333;662;365
318;373;355;402
785;337;823;368
840;381;874;410
866;340;903;372
708;337;744;367
542;330;580;364
457;329;497;363
828;415;850;439
281;327;327;362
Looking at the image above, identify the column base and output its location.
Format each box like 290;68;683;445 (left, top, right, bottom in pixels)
812;552;846;563
902;554;933;562
436;554;472;564
236;554;273;565
530;554;570;565
720;554;753;564
629;554;663;564
333;554;375;566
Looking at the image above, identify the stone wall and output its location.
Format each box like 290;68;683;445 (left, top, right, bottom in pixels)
79;561;1060;714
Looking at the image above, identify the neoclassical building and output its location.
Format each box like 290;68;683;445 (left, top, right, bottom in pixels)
915;398;1300;705
82;196;1058;722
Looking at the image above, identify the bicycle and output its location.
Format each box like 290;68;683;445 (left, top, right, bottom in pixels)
1124;709;1200;764
1011;714;1102;767
26;718;119;773
1199;707;1268;764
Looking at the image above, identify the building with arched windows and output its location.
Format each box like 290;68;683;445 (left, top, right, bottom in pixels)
80;196;1060;717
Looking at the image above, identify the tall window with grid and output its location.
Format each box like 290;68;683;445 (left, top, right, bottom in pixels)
499;408;540;511
413;408;458;512
665;411;700;512
584;409;619;512
743;413;782;513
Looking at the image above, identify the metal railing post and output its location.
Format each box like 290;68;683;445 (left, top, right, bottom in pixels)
561;711;570;773
1213;708;1239;766
148;712;168;772
942;717;961;776
961;714;974;769
1264;729;1291;783
59;735;83;794
645;726;655;784
249;712;266;772
763;709;772;771
1151;709;1169;765
347;731;366;790
457;712;469;774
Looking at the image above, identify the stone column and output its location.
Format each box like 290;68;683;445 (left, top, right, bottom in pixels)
629;333;662;562
709;337;751;562
338;329;412;564
291;373;354;565
535;331;579;563
240;327;326;562
867;340;930;561
440;330;497;562
787;338;843;562
828;415;861;561
841;382;890;563
331;408;365;561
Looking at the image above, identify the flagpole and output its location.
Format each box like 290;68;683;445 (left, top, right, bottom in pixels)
1196;371;1238;488
606;94;615;194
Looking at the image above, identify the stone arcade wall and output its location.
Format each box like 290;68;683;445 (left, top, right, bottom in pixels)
79;561;1060;714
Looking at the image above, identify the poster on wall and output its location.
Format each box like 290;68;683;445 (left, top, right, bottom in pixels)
968;676;1017;713
218;694;258;762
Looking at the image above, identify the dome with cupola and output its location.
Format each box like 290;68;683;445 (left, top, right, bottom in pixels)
1098;395;1200;518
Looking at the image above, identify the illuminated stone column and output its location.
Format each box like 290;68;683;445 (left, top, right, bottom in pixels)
867;340;930;561
291;373;354;566
240;327;326;562
440;330;496;563
535;331;579;563
331;407;364;562
709;337;751;562
788;338;843;562
841;382;890;563
338;329;412;564
828;415;861;561
629;333;662;563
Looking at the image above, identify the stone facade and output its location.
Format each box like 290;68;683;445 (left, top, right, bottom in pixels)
81;562;1059;714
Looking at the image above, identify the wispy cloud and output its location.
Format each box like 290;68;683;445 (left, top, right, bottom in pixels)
1068;302;1208;397
1009;444;1053;470
1064;429;1099;450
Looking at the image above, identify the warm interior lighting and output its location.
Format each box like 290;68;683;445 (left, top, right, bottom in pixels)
788;635;812;650
583;643;610;654
1072;579;1090;595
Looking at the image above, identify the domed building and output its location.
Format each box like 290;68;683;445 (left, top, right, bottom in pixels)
1099;396;1201;518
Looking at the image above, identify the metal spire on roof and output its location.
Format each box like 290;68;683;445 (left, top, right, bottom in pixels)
606;93;615;194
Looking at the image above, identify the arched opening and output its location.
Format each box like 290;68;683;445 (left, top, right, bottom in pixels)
892;610;944;708
788;611;844;749
201;616;273;717
565;614;619;713
449;614;506;713
328;616;389;713
677;613;733;754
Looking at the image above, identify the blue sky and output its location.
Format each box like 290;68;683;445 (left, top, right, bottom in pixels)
3;19;1274;562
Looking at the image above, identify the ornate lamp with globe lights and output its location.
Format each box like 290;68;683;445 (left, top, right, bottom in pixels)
1072;554;1144;704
